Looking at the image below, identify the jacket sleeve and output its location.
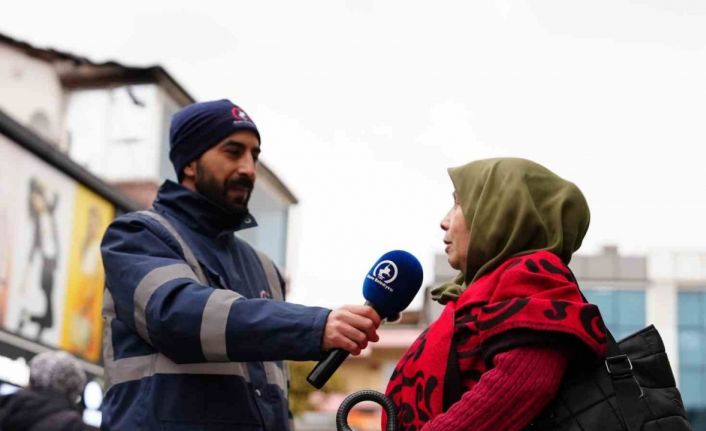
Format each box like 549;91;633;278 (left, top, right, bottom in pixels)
101;213;330;364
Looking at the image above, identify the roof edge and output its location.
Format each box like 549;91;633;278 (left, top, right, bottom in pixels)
0;32;195;106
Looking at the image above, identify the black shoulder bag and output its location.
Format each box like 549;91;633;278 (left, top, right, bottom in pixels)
526;323;692;430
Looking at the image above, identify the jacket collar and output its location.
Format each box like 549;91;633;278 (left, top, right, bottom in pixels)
153;180;257;237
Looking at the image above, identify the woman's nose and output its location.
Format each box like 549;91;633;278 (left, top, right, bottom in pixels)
440;212;450;231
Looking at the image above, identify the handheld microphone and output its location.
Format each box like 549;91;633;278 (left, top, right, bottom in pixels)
307;250;424;389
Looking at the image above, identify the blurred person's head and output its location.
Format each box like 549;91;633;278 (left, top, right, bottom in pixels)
440;158;590;285
28;178;48;218
29;351;87;403
169;99;261;214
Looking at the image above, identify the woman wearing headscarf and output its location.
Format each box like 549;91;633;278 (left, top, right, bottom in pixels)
384;158;608;430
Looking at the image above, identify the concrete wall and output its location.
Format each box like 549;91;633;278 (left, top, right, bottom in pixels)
0;44;66;149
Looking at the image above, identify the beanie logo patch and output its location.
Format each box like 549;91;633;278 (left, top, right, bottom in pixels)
231;106;250;123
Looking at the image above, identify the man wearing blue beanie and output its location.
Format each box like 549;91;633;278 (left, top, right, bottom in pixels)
99;99;381;430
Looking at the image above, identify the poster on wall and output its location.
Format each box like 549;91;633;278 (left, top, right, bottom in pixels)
0;135;114;363
59;185;114;362
0;136;75;347
0;207;10;324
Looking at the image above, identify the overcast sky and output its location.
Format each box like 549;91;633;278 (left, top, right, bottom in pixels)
3;0;706;308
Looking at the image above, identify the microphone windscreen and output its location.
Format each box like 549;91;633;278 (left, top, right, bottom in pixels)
362;250;424;320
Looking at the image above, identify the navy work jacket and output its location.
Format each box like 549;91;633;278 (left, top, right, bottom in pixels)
100;181;329;431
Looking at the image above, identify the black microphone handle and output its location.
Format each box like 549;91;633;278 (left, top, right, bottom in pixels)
307;348;349;389
307;301;382;389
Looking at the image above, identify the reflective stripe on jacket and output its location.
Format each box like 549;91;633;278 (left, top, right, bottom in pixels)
100;181;329;431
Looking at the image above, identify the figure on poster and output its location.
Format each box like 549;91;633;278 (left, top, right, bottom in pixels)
17;178;60;340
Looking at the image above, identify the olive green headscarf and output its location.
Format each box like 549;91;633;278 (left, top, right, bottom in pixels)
431;158;590;304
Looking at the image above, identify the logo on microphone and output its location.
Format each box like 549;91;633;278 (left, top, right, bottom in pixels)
374;260;398;283
366;260;398;292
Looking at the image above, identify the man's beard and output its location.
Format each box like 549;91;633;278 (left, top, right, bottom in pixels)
194;162;254;215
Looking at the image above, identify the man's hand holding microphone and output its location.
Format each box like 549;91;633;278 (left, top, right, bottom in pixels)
322;305;381;356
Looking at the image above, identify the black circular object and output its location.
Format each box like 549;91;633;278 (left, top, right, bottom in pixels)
335;389;397;431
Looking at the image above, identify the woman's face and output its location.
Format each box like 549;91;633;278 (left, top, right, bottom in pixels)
440;192;470;271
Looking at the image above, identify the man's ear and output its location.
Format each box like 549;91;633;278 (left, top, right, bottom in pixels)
182;160;198;181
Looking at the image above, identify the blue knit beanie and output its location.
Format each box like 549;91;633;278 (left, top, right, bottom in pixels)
169;99;260;180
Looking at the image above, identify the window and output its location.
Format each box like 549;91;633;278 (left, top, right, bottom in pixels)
678;291;706;428
582;289;645;341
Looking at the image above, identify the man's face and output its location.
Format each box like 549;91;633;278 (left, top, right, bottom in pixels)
441;192;470;271
182;130;261;214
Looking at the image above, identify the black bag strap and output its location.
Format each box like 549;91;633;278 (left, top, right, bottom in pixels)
574;273;645;431
603;329;645;431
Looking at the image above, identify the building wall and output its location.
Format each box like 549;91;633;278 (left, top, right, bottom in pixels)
0;44;66;149
66;85;163;181
156;88;180;182
237;176;291;269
